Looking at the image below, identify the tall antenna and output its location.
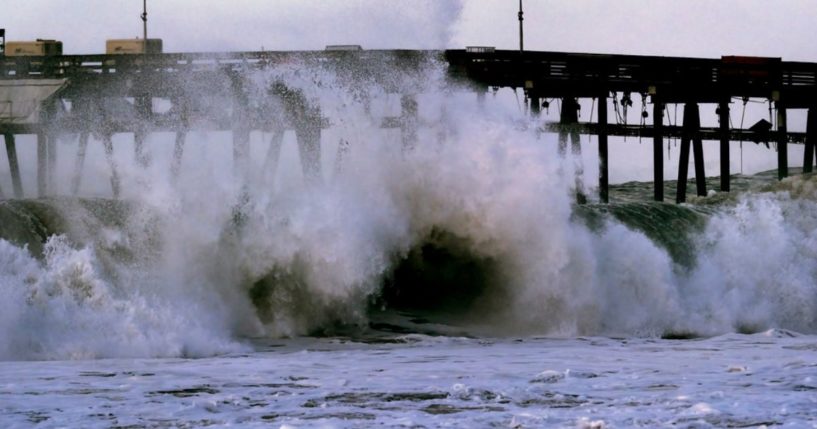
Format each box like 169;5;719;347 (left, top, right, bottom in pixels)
141;0;148;40
518;0;524;52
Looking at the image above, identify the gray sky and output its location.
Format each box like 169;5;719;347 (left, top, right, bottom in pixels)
3;1;817;61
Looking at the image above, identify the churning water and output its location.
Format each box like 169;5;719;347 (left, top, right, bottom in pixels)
1;49;816;427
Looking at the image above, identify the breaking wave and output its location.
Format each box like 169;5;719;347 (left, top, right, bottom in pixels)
1;62;816;360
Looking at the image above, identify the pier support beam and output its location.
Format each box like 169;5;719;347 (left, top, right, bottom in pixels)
171;131;186;179
46;134;57;194
37;131;47;197
170;98;189;179
134;95;152;167
805;107;817;173
529;95;541;118
296;122;322;185
719;100;730;192
233;127;250;176
558;97;580;154
597;94;608;203
102;133;121;198
476;89;486;108
4;133;23;198
560;97;584;203
71;132;89;195
653;97;664;202
777;101;788;180
400;94;418;151
263;129;285;182
677;103;706;203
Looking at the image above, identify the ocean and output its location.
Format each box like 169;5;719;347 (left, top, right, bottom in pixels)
1;54;816;428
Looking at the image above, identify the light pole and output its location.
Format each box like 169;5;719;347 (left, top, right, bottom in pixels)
141;0;148;41
518;0;524;52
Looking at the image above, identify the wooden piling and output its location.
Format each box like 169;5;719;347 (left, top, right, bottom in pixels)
37;131;47;197
677;103;705;203
400;94;418;151
653;97;664;202
805;107;816;173
71;132;89;195
170;97;189;179
692;110;706;197
597;94;609;203
134;95;152;167
777;101;788;180
558;97;579;155
232;127;250;176
263;129;285;182
47;134;57;194
170;131;186;179
334;138;350;177
719;100;730;192
296;123;322;185
530;96;541;117
102;134;121;198
4;133;23;198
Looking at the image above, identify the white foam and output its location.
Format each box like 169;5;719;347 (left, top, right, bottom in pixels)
1;58;816;361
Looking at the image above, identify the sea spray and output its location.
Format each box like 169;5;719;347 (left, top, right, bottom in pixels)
0;58;816;360
0;236;244;360
683;186;817;334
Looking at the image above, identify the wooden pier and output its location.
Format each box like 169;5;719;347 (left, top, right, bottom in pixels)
2;48;817;203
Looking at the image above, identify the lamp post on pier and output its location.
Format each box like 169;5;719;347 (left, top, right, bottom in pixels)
518;0;524;52
141;0;148;41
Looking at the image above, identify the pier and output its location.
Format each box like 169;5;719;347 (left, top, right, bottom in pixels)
2;48;817;203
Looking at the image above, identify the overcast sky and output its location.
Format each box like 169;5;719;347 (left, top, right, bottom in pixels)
4;1;817;61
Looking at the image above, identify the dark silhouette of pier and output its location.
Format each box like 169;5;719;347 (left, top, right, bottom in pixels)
2;48;817;203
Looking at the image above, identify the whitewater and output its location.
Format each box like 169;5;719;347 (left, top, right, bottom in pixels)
1;51;816;428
